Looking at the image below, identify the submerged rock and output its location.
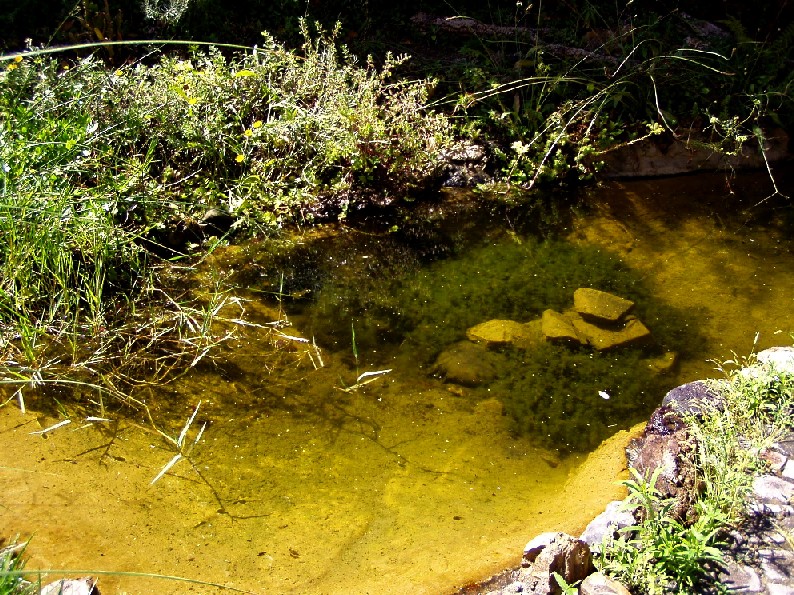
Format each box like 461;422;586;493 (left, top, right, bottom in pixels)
569;314;652;351
573;288;634;323
643;351;678;374
433;341;499;386
541;309;585;346
466;319;543;349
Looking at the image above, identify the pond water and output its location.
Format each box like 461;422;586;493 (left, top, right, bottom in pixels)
2;171;794;594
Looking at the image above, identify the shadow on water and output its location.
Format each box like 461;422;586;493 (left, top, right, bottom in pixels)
217;188;705;453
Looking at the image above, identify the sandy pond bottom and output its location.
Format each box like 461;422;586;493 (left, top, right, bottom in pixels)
0;381;630;595
2;172;794;594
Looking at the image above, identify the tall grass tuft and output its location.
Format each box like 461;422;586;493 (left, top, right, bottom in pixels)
0;25;452;411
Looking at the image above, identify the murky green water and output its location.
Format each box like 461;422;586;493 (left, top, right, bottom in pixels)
2;172;794;594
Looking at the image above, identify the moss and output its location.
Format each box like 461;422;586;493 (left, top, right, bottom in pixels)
490;344;670;452
304;233;702;450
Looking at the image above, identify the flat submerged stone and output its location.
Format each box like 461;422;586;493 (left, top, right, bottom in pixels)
466;319;542;348
541;309;584;346
573;288;634;323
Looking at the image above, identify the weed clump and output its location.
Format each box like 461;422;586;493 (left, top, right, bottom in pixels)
598;351;794;592
0;25;452;409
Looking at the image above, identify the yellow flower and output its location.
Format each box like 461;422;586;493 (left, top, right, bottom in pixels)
235;154;245;163
14;56;23;63
252;120;263;129
6;63;17;71
244;129;253;138
114;69;123;76
188;97;198;105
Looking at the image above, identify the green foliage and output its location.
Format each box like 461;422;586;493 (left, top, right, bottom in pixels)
552;571;580;595
306;234;698;451
0;539;35;595
599;351;794;593
0;26;451;408
431;4;792;191
600;469;726;594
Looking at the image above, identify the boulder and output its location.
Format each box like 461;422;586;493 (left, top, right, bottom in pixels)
580;572;632;595
569;313;652;351
518;532;593;595
661;380;724;416
432;341;499;386
573;288;634;323
523;532;562;566
626;411;702;523
466;319;543;349
541;310;585;346
757;346;794;374
579;501;636;554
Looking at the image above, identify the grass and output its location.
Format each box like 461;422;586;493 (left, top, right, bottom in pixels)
597;347;794;593
0;22;452;414
0;540;36;595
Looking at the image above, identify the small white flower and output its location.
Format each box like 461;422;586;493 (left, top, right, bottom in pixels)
599;390;611;400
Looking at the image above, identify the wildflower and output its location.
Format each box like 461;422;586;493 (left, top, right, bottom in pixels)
235;154;245;163
244;129;253;138
188;97;198;105
511;140;530;155
6;63;17;71
114;69;123;76
252;120;263;129
14;56;23;62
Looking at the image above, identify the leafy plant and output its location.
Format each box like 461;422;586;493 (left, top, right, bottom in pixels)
599;348;794;592
0;25;453;413
599;468;726;593
0;539;36;595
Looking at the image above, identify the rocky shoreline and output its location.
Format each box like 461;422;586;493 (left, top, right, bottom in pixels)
456;346;794;595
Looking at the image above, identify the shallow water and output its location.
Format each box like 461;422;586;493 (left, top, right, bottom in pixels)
2;172;794;594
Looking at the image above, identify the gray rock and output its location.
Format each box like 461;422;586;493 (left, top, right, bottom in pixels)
523;532;562;566
579;572;632;595
720;560;764;593
756;347;794;374
761;448;789;474
439;141;491;187
573;288;634;323
520;533;592;595
41;578;98;595
758;549;794;584
752;475;794;505
579;501;636;554
661;380;724;416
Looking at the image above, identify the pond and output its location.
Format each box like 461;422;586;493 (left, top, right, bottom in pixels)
1;171;793;594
